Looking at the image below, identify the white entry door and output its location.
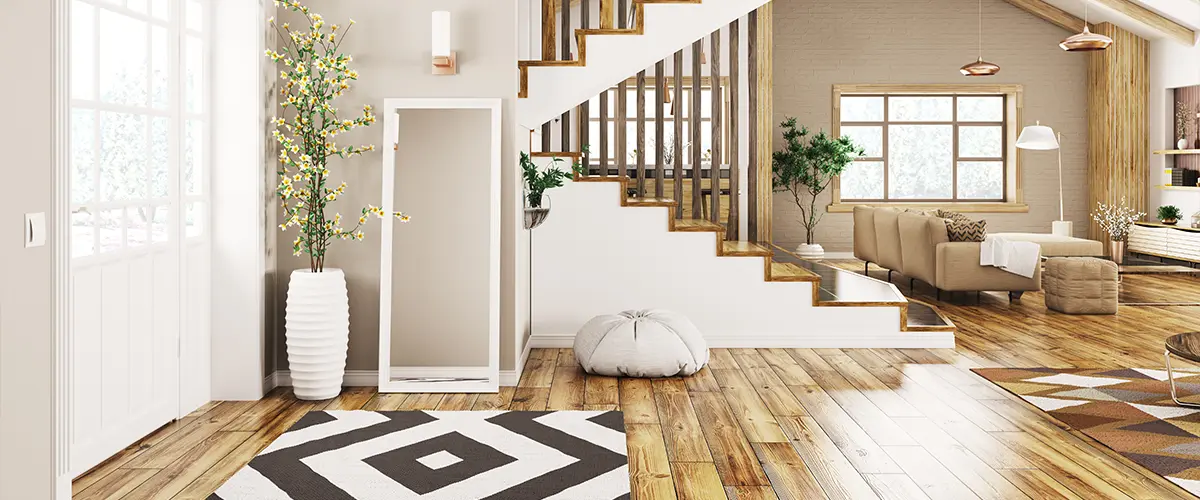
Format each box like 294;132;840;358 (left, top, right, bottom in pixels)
68;0;210;476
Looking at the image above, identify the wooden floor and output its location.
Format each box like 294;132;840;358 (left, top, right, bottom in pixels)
73;272;1200;500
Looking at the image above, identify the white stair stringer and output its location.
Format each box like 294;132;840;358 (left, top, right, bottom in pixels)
519;0;770;129
529;179;956;349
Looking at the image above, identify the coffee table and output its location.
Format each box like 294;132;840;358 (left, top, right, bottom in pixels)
1165;333;1200;408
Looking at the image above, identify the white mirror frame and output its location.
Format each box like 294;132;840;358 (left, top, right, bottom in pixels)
377;97;502;393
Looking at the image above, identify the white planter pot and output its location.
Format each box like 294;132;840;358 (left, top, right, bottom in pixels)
1179;138;1190;150
286;268;350;400
796;243;825;259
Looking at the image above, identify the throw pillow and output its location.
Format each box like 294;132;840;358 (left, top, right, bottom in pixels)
935;209;972;223
946;219;987;242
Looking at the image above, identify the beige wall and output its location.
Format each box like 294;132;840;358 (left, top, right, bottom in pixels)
390;109;493;368
0;0;59;496
275;0;522;372
771;0;1088;252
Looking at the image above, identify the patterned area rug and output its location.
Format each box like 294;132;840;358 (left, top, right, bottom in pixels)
974;367;1200;495
210;410;630;500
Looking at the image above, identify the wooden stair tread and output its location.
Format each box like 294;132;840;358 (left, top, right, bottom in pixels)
530;151;581;158
768;262;819;282
577;28;641;36
519;60;585;68
625;197;676;207
721;241;772;257
672;218;724;232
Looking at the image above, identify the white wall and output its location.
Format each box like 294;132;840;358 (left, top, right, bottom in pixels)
0;0;64;497
1149;39;1200;220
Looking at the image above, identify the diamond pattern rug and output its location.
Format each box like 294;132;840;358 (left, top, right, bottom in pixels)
974;367;1200;495
209;410;630;500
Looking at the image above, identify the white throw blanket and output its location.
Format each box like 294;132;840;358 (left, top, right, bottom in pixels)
980;235;1040;278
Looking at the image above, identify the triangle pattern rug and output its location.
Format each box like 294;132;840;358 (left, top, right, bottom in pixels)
209;410;630;500
974;367;1200;496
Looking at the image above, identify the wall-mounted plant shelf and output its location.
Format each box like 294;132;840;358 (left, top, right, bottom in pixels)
1154;149;1200;155
1157;185;1200;191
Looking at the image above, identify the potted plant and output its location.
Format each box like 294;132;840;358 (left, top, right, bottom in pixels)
772;117;863;258
1158;205;1183;225
268;1;408;400
1091;198;1143;264
522;148;585;229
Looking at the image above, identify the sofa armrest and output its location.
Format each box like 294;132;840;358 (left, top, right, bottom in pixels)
935;242;1042;292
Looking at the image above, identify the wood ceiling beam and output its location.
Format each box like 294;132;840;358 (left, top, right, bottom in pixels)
1090;0;1196;46
1002;0;1092;33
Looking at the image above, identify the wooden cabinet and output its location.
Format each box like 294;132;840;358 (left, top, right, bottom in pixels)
1129;222;1200;263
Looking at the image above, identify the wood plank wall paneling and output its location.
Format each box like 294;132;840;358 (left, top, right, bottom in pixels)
727;18;740;241
1087;23;1149;241
1175;85;1200;171
674;50;685;218
542;0;556;61
656;61;666;198
618;80;629;183
691;39;704;218
754;3;773;244
600;89;609;176
637;70;647;196
600;0;612;30
710;29;722;223
747;10;759;241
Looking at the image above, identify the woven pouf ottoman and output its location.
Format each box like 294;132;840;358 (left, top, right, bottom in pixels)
573;309;709;377
1043;257;1118;315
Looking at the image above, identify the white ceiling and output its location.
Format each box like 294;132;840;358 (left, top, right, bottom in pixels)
1039;0;1199;41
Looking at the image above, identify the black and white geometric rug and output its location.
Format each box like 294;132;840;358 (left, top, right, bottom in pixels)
209;410;630;500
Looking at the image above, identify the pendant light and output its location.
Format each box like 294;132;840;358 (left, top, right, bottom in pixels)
1060;0;1112;51
960;0;1000;76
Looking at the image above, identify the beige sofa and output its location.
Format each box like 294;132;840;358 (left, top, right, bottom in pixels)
853;206;1042;299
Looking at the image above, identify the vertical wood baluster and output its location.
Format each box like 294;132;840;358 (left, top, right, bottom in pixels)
618;79;628;188
673;50;684;218
618;0;627;29
636;70;646;197
690;39;702;219
582;0;590;30
542;122;551;153
599;89;609;177
747;10;758;241
542;0;556;61
580;100;589;173
710;29;721;224
655;60;665;199
561;0;570;60
600;0;613;29
727;19;740;240
561;110;570;153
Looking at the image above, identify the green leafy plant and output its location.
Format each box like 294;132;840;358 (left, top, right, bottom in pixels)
267;0;406;272
1158;205;1183;222
522;146;587;209
772;117;864;245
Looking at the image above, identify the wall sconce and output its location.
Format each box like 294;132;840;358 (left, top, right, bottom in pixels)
432;11;456;75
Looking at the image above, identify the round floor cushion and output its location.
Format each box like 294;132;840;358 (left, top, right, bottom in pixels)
573;309;709;377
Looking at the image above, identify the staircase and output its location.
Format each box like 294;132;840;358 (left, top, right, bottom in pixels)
527;156;956;348
517;0;770;129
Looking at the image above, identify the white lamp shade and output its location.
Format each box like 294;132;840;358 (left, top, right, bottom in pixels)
432;11;451;57
1016;124;1059;150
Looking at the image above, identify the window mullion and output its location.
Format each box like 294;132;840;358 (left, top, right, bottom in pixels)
952;95;958;201
882;96;889;201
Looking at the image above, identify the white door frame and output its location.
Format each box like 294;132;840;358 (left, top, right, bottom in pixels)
377;98;501;393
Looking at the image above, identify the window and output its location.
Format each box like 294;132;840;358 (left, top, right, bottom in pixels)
70;0;209;259
582;77;728;169
830;85;1025;212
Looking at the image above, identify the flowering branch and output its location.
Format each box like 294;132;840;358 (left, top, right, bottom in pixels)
267;0;408;272
1091;197;1143;242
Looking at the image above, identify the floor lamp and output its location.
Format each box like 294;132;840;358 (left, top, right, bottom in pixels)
1016;122;1071;237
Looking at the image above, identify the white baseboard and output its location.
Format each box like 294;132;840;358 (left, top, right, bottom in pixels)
528;332;955;349
265;356;531;391
501;339;534;387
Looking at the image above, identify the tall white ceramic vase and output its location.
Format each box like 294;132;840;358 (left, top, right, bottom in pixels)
286;268;350;400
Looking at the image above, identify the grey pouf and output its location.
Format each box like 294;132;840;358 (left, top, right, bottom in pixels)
573;309;709;377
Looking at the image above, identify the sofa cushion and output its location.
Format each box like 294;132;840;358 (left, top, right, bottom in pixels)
946;219;987;242
990;233;1104;257
874;208;904;273
853;206;878;264
898;213;947;286
935;242;1042;291
934;209;972;223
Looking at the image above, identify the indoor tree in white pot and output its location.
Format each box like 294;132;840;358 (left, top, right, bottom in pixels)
268;1;407;400
772;117;863;258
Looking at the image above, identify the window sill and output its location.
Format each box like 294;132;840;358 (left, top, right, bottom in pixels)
826;202;1029;214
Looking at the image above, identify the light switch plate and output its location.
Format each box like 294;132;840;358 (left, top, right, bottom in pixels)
25;212;45;248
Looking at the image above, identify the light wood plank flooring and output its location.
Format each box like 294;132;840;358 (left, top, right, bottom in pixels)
74;272;1200;499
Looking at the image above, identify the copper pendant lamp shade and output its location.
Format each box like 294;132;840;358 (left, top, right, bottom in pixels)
961;57;1001;76
962;0;999;76
1061;1;1111;51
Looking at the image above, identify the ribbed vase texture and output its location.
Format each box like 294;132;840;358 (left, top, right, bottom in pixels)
286;268;350;400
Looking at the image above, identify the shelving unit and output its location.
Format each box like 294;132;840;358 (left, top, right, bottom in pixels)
1157;185;1200;191
1154;150;1200;155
